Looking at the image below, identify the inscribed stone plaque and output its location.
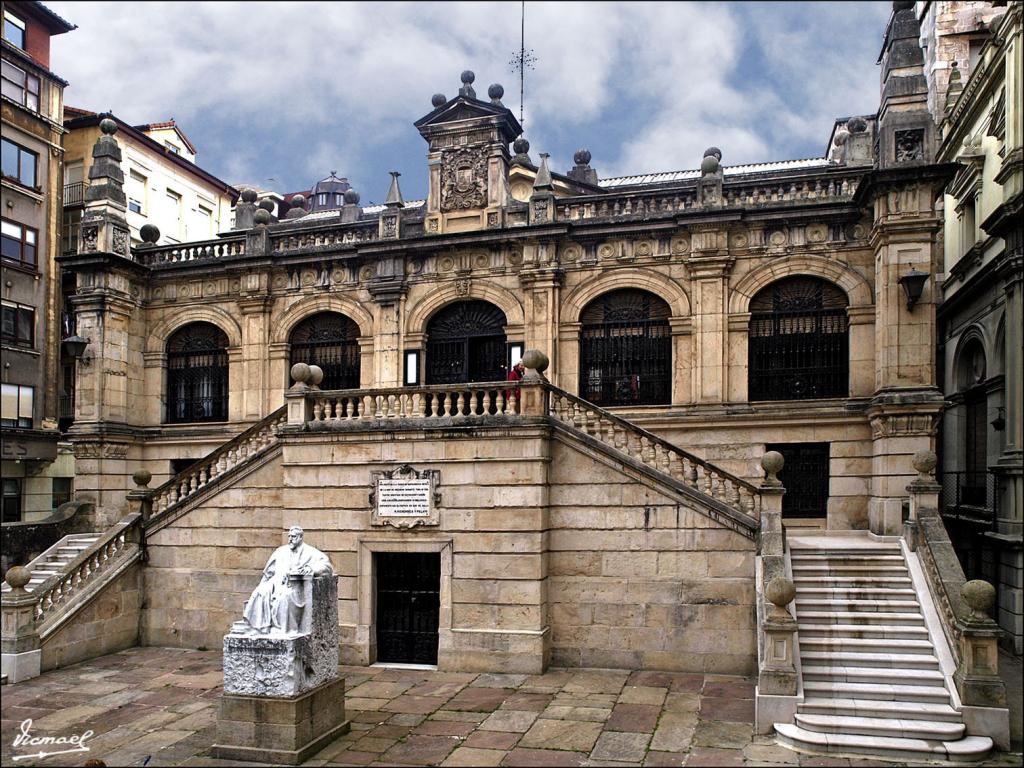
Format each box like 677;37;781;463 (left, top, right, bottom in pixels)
370;464;440;528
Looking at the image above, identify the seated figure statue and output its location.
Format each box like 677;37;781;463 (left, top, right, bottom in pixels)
237;525;333;635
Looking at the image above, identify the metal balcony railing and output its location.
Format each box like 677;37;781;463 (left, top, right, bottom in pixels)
63;181;88;207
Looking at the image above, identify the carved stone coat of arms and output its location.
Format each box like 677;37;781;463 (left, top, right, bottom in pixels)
441;146;487;211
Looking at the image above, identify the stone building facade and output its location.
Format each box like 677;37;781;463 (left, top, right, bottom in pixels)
0;0;74;522
51;5;959;674
922;0;1023;654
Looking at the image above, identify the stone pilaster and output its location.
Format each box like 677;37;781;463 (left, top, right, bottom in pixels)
366;258;408;388
686;233;733;404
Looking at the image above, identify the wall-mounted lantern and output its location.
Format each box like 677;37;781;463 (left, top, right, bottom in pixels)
898;268;929;311
61;335;91;366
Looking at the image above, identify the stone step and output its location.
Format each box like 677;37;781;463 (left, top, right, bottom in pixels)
802;665;946;687
800;650;941;670
793;713;964;741
802;680;951;704
796;611;926;626
798;697;962;723
790;554;905;563
799;637;936;655
792;566;909;577
795;587;917;600
798;623;930;640
775;724;991;763
793;577;913;588
795;598;921;613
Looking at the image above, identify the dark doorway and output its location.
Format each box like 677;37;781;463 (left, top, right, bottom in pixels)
375;552;441;664
425;301;507;384
765;442;830;519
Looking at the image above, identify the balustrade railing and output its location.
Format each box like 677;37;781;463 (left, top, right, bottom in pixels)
271;223;379;253
545;384;761;520
147;407;287;519
306;382;518;425
33;514;140;627
136;236;246;266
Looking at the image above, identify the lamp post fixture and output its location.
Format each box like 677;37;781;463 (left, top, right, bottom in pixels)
61;335;91;366
898;268;929;311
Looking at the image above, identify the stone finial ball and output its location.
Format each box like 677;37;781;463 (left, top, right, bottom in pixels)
488;83;504;100
765;576;796;608
290;362;312;384
847;116;868;133
833;130;849;146
5;566;31;591
291;194;306;209
761;450;784;476
344;188;360;205
461;70;475;84
962;579;996;616
513;137;530;154
431;93;447;108
132;469;152;487
574;149;592;166
253;208;272;226
700;154;720;175
99;117;117;135
912;449;937;476
703;146;722;160
140;223;160;243
241;188;258;203
308;365;324;387
521;349;549;373
258;199;276;212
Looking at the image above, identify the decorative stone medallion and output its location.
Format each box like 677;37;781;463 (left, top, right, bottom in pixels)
561;244;581;263
369;464;441;528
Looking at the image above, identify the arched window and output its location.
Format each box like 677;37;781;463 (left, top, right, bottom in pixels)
289;312;361;390
166;322;229;423
957;338;988;506
579;289;672;406
748;277;849;401
425;301;507;384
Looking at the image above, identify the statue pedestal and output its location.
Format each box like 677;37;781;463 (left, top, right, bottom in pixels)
213;676;349;765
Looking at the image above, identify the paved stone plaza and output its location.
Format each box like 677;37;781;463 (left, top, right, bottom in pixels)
1;647;1020;767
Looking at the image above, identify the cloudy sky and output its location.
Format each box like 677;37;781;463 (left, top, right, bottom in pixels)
49;1;892;202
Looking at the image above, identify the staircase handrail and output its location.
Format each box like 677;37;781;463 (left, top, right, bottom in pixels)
543;383;762;519
144;406;288;521
28;513;141;626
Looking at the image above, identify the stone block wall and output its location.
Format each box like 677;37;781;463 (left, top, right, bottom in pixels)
41;562;142;671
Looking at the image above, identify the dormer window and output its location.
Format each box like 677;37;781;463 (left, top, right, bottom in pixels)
164;141;180;155
2;10;26;50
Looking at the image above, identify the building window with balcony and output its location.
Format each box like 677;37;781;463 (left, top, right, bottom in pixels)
1;301;34;347
1;218;37;269
1;383;33;428
1;138;38;188
1;61;40;112
2;9;26;49
1;478;21;523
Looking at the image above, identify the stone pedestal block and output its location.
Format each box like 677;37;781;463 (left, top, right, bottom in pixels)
869;497;904;535
1;649;41;683
213;676;349;765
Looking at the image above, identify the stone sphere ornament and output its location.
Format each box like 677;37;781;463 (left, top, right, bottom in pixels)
291;194;306;209
431;93;447;108
241;188;258;203
513;137;530;154
100;117;117;135
521;349;549;374
140;224;160;243
847;116;868;133
253;208;272;227
344;188;360;205
765;576;796;608
290;362;312;384
308;365;324;388
5;566;31;591
700;154;720;175
574;149;592;165
962;580;996;620
912;449;937;478
461;70;475;84
703;146;722;160
132;469;152;487
488;83;504;100
761;450;784;485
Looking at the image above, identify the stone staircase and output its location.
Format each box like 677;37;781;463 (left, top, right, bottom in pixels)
775;534;993;762
1;534;100;593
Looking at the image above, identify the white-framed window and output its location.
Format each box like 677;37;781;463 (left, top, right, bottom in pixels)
2;9;26;49
164;141;180;155
127;169;146;214
165;189;182;240
197;204;214;237
1;383;33;428
1;60;39;112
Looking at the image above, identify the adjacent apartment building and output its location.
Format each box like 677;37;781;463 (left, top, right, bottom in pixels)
1;0;74;522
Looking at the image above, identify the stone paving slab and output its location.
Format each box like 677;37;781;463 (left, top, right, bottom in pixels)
0;647;1021;768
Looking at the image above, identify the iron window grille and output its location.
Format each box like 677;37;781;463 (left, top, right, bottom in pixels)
579;289;672;407
1;301;33;347
748;277;849;401
1;138;38;189
166;322;229;424
425;301;508;385
288;312;361;390
765;442;831;519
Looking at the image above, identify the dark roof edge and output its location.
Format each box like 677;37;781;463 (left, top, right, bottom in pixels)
0;38;68;85
17;1;76;33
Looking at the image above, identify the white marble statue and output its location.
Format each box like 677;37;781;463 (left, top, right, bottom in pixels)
238;525;333;635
